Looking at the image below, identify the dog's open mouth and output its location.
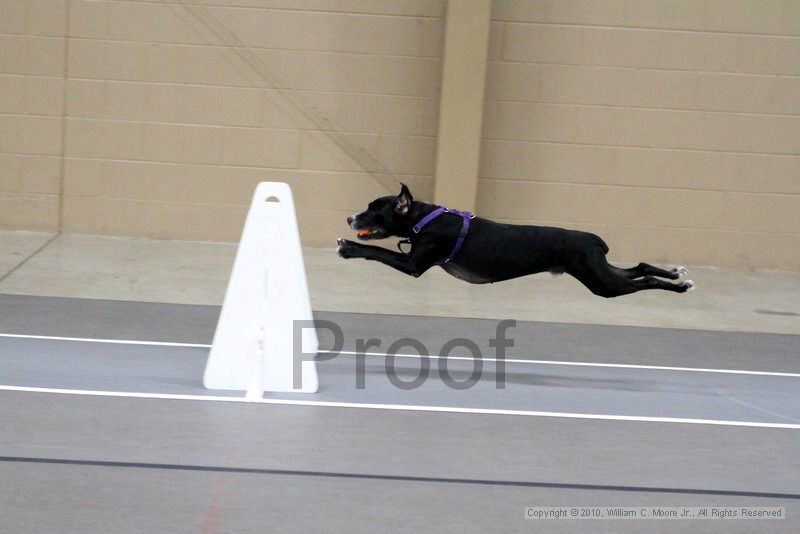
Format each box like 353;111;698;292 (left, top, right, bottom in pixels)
356;227;386;240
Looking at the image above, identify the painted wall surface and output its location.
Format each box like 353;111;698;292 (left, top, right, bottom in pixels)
479;0;800;268
1;0;443;243
1;0;798;269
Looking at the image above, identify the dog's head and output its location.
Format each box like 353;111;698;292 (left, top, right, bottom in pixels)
347;184;414;240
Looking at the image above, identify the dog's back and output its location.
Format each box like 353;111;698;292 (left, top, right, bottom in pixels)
448;218;609;282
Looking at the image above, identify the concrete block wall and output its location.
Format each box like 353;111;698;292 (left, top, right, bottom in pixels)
0;0;65;230
1;0;443;243
2;0;799;269
480;0;800;268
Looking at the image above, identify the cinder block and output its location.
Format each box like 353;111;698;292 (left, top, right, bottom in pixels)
143;43;255;86
704;0;800;36
0;75;28;114
0;35;64;76
65;118;144;160
24;76;63;116
0;0;28;34
299;131;380;173
180;85;264;127
26;0;67;36
259;89;317;130
580;27;665;71
0;154;60;194
300;92;439;136
485;62;542;103
68;39;149;81
67;0;109;39
620;0;703;30
657;31;740;73
220;126;300;168
499;0;629;26
142;123;223;165
65;79;107;118
737;34;800;76
695;73;800;115
0;115;62;155
377;135;436;177
502;23;583;63
106;1;198;44
0;192;59;230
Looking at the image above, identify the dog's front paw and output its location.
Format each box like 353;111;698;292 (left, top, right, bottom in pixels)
681;280;696;292
337;238;359;259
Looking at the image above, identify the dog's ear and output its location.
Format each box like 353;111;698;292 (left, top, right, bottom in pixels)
396;183;413;214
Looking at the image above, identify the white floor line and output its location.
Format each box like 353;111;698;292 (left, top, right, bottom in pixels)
1;384;798;430
0;333;209;348
1;332;799;379
339;351;800;379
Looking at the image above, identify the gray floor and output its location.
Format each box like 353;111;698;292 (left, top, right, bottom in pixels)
3;337;800;426
1;294;799;533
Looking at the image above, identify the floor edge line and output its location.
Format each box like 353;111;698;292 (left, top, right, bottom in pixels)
1;385;798;430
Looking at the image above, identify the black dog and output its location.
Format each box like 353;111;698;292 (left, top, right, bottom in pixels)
337;185;695;298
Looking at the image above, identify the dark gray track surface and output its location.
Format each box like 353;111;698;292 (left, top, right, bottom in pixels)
1;294;799;532
2;337;800;425
1;294;798;373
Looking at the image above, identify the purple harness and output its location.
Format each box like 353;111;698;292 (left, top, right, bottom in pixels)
410;207;475;265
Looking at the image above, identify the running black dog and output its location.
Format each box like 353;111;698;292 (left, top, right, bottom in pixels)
337;184;694;298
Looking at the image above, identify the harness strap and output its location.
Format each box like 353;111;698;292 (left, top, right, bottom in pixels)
411;206;474;264
397;238;412;254
412;207;447;233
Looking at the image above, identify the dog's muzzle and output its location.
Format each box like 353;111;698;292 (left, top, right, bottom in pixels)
348;215;386;239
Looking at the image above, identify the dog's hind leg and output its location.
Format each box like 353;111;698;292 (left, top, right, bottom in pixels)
609;262;687;280
568;251;641;298
569;250;694;298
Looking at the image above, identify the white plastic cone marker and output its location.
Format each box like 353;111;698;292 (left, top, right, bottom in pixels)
204;183;319;396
